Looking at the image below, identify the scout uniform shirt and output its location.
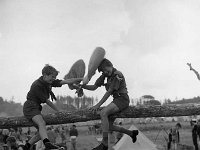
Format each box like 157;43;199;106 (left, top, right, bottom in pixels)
23;76;62;120
95;68;128;98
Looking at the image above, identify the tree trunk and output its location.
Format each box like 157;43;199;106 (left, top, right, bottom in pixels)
0;104;199;128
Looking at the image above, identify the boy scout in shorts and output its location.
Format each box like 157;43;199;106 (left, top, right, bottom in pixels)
81;58;138;150
23;64;82;150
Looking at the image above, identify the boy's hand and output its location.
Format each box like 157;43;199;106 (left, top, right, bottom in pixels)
75;88;84;97
89;104;100;113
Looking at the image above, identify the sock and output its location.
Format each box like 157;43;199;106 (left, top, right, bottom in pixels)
102;132;108;146
43;138;50;145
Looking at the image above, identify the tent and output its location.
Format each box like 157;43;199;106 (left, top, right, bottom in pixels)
113;125;158;150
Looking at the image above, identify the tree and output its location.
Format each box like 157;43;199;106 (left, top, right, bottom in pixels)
144;100;161;105
142;95;155;100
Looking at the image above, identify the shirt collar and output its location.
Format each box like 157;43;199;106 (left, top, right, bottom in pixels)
38;76;49;86
111;68;117;77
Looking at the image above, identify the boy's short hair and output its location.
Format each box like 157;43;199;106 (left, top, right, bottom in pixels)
42;64;59;76
98;58;113;72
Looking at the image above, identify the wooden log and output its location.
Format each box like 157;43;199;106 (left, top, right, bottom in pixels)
0;103;200;128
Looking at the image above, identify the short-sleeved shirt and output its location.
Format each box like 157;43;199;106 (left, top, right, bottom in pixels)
23;76;62;121
26;76;62;105
95;68;128;97
171;127;179;143
69;128;78;137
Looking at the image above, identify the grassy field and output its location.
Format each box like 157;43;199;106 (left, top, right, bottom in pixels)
134;121;194;147
0;121;195;150
71;121;195;150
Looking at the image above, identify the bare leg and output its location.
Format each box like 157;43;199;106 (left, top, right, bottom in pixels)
32;115;48;140
108;108;138;143
32;115;59;149
109;122;132;136
28;132;41;145
100;102;120;146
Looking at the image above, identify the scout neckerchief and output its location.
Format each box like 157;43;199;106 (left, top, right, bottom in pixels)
39;76;57;101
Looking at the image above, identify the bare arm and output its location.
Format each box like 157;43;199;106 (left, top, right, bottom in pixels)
96;89;112;107
187;63;200;80
81;84;98;91
60;78;83;85
46;99;59;112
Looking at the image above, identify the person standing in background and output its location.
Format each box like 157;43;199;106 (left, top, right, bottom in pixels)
170;123;181;150
191;119;200;150
69;125;78;150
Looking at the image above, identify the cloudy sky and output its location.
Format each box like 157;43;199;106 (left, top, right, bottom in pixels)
1;0;200;104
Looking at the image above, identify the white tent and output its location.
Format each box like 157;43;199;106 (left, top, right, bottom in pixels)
113;125;158;150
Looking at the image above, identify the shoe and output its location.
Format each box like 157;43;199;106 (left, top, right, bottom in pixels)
131;130;139;143
24;143;31;150
45;142;60;149
92;143;108;150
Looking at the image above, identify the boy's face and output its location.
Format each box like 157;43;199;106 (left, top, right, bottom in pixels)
43;72;57;84
102;66;113;77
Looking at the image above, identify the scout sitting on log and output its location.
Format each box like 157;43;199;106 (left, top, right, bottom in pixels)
23;64;82;150
81;58;139;150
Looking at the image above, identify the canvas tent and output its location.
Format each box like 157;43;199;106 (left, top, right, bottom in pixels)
113;125;158;150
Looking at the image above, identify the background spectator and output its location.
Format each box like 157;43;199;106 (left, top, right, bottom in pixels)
167;123;181;150
6;136;18;150
47;127;56;144
69;125;78;150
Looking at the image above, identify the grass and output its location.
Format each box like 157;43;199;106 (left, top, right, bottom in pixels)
0;121;195;150
72;121;195;150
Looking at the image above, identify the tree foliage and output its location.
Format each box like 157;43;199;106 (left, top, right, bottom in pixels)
143;99;161;105
0;95;96;117
0;96;23;117
168;96;200;104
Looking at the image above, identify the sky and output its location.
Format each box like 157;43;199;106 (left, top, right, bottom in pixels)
1;0;200;104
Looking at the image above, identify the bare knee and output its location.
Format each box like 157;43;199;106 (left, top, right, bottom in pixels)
38;119;46;127
34;118;46;127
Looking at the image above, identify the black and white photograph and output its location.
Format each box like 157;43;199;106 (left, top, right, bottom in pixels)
1;0;200;150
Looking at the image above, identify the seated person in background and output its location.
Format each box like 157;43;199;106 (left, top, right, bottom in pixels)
6;136;18;150
2;129;10;144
